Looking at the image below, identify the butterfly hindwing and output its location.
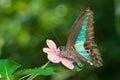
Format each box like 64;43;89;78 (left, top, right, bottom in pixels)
83;10;103;67
85;40;103;67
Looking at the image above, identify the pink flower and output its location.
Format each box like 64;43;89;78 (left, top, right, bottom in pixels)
43;39;74;69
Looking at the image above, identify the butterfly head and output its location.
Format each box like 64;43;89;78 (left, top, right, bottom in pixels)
59;46;66;54
59;46;72;58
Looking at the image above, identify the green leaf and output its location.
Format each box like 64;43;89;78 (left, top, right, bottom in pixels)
46;62;82;72
0;59;21;80
73;63;82;72
46;62;68;71
16;67;56;76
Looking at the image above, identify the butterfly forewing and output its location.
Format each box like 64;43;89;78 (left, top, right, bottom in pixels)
66;8;90;49
66;8;103;67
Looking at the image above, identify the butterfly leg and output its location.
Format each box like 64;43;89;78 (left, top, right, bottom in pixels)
72;56;83;67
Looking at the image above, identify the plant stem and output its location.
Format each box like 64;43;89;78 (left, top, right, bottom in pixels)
18;74;31;80
26;74;38;80
5;67;10;80
19;61;50;80
41;61;50;68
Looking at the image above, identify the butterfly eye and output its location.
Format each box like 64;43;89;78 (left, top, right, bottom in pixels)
59;47;62;51
59;46;65;52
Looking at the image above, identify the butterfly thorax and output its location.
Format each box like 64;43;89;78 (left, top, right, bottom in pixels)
59;46;72;58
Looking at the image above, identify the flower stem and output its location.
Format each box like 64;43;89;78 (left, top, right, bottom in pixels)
26;74;38;80
18;74;31;80
18;61;50;80
41;61;50;68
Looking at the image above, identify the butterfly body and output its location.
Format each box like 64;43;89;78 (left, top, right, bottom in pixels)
59;8;103;67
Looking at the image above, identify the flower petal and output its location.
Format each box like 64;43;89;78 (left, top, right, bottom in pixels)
46;39;57;49
43;48;60;55
43;39;75;69
61;58;74;69
48;54;60;63
43;47;61;63
43;48;53;53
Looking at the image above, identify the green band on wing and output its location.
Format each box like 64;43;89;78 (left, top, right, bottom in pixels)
74;17;92;61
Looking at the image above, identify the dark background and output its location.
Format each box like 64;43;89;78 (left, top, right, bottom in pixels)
0;0;120;80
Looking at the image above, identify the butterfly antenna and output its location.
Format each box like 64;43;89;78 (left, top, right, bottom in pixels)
51;30;61;45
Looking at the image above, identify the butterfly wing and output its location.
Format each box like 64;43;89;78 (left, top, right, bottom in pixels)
82;9;103;67
66;8;103;67
66;8;89;49
86;40;103;67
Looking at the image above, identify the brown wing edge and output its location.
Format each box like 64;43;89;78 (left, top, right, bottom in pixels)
84;9;103;67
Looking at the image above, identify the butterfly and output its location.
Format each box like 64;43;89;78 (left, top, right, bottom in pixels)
59;8;103;67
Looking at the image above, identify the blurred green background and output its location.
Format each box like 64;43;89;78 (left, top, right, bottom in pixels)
0;0;120;80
